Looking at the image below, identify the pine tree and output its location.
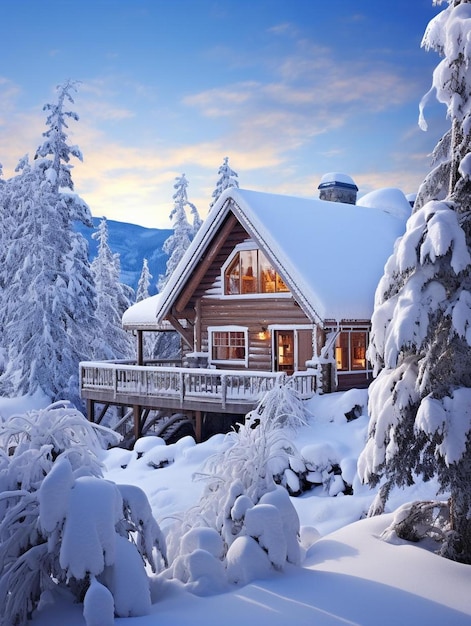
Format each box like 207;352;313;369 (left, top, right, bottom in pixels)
0;81;98;405
210;156;239;210
0;162;9;293
359;0;471;563
158;174;202;290
136;258;152;302
416;0;471;209
90;217;135;360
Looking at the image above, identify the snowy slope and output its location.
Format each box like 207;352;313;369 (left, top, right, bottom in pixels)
23;389;471;626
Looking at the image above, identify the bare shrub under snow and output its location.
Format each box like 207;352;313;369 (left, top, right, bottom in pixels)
162;384;305;591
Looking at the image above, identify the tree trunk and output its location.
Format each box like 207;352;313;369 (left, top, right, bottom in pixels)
447;461;471;563
449;117;464;197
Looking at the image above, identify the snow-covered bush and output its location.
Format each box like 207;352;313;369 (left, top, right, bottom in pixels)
271;389;368;498
163;384;305;589
0;402;166;625
381;500;450;548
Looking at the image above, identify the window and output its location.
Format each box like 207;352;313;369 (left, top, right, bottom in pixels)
335;330;368;371
209;327;248;365
224;248;289;295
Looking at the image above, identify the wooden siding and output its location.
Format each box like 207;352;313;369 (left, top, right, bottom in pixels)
170;212;315;373
201;297;312;371
177;218;251;311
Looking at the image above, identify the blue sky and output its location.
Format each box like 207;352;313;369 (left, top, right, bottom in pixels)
0;0;447;228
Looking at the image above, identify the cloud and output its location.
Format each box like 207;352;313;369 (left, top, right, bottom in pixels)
0;18;435;232
0;78;22;127
267;22;299;37
182;38;413;164
183;82;257;117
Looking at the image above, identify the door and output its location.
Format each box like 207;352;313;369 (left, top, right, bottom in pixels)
274;330;295;374
273;328;312;374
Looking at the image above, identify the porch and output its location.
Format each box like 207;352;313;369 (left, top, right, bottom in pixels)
79;360;318;442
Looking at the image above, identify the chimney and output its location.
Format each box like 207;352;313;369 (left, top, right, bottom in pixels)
318;172;358;205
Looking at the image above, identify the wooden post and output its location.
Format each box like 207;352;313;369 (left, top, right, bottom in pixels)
195;410;202;443
137;330;144;365
87;399;95;422
133;405;141;441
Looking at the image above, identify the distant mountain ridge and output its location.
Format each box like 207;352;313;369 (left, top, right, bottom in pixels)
76;218;172;295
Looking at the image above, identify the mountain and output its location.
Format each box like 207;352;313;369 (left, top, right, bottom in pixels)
76;218;172;295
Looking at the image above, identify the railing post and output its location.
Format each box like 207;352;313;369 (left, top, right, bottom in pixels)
179;371;185;405
221;374;227;410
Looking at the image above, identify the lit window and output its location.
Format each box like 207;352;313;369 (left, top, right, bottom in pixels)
225;256;240;294
335;330;368;371
210;328;247;363
223;249;289;295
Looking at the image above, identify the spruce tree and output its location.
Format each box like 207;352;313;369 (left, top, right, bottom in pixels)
210;156;239;210
90;217;135;360
158;174;202;290
359;0;471;563
136;258;152;302
0;81;98;405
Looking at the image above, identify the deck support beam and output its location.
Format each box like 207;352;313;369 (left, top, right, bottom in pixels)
195;410;202;443
87;399;95;422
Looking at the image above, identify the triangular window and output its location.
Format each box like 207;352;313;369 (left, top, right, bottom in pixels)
224;248;289;295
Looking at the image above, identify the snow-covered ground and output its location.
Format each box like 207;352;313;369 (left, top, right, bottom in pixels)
3;390;469;625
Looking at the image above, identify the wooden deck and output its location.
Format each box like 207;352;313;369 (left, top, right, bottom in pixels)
80;361;318;416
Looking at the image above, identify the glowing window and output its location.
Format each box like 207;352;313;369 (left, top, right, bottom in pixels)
224;249;289;295
335;330;368;371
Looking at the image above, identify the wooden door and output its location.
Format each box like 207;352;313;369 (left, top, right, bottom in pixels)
274;330;295;374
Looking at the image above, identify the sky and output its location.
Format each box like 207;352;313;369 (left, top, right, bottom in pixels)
0;0;448;229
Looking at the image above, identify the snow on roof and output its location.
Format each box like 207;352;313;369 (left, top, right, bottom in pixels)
122;294;174;330
153;187;407;325
357;187;412;220
318;172;358;189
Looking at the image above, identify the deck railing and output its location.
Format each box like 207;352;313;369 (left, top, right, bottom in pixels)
80;361;317;409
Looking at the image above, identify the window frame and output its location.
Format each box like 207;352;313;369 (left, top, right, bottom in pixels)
221;243;290;297
335;327;370;373
208;325;249;367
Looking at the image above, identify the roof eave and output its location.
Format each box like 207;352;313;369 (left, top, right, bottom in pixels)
154;196;233;323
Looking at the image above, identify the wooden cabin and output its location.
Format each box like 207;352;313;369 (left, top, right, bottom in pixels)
80;184;408;441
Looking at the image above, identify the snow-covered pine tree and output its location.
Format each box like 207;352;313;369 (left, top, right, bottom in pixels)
155;174;201;359
91;217;135;360
0;162;7;368
158;173;202;290
136;258;152;302
210;156;239;210
416;0;471;209
0;162;9;293
358;0;471;563
0;81;98;405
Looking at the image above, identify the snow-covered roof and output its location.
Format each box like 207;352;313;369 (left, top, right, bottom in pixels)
122;294;174;331
318;172;358;190
357;187;412;220
152;187;407;325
